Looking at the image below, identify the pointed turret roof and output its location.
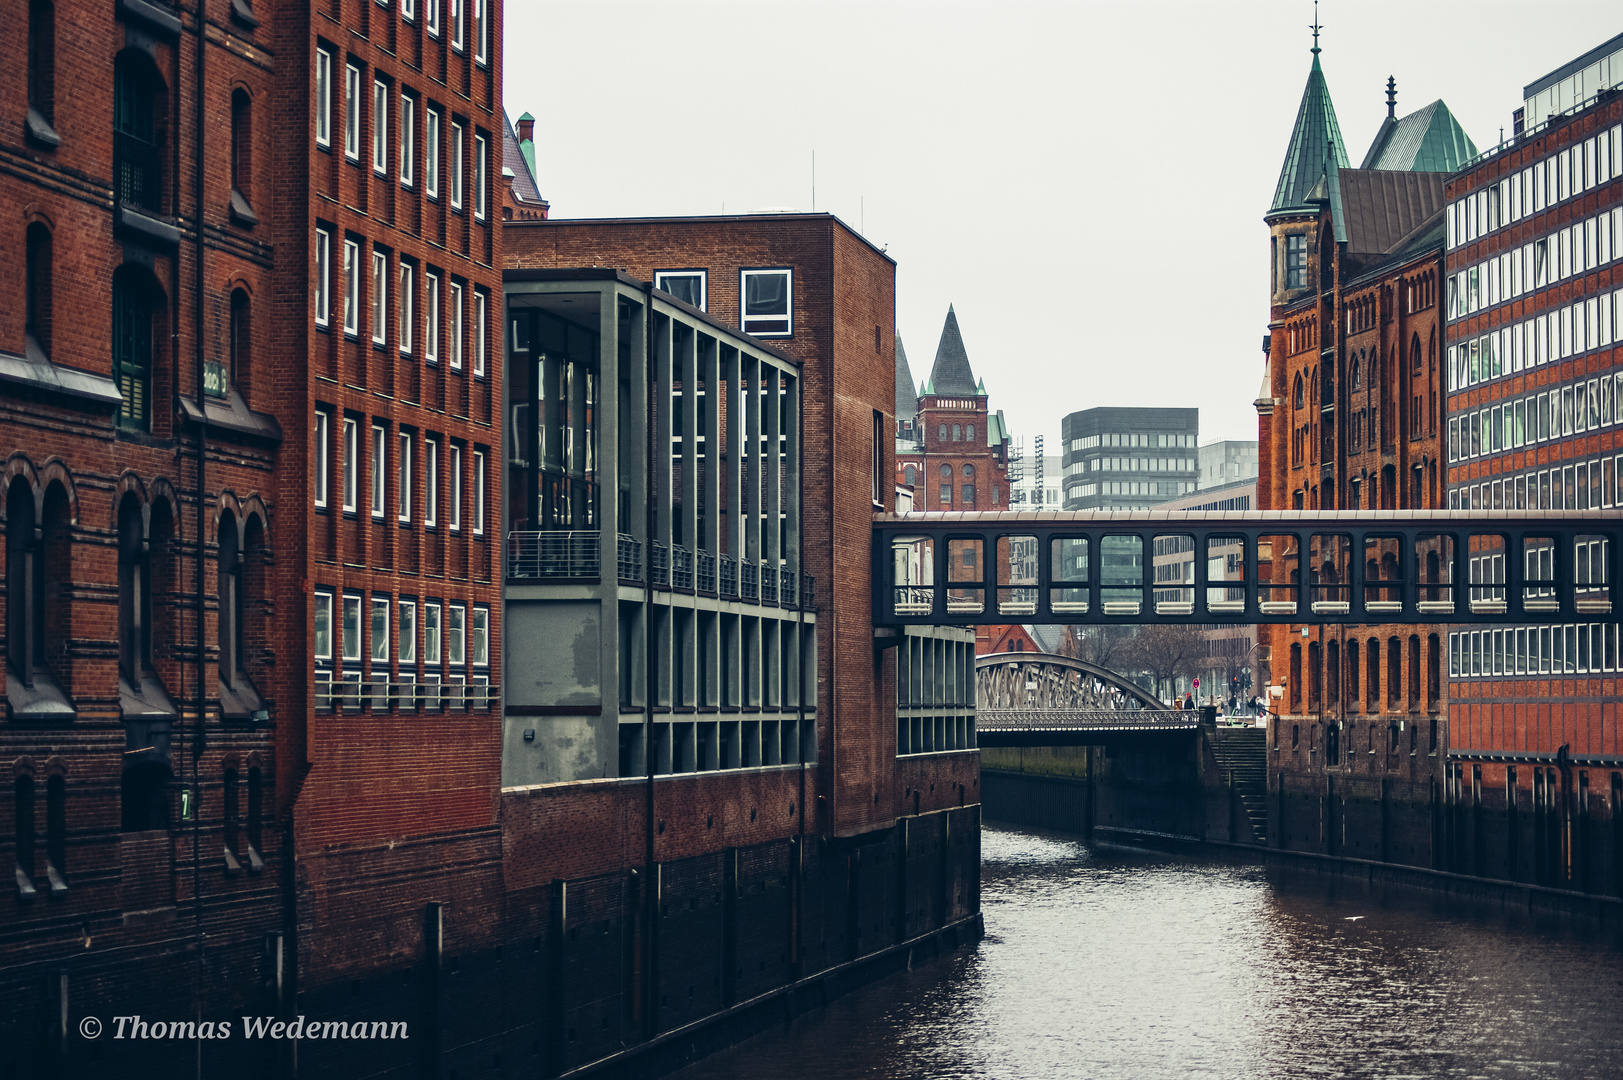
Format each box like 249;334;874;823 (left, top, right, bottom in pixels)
1268;41;1349;221
895;335;917;422
1360;98;1478;173
927;306;980;398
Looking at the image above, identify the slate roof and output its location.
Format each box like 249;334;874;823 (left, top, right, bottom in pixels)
1268;51;1349;220
1337;169;1447;255
927;306;980;398
1360;99;1478;173
502;109;545;206
1025;625;1065;654
895;336;917;422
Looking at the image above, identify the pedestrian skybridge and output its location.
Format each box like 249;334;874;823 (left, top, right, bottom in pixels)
875;510;1620;627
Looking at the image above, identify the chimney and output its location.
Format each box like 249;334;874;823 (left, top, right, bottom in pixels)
516;112;535;145
1385;76;1396;119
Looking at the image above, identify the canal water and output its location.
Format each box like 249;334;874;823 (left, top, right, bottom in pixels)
677;824;1623;1080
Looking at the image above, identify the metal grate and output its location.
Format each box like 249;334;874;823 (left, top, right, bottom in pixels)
802;573;815;610
761;562;778;604
507;531;599;579
741;560;758;601
720;554;738;597
650;541;669;588
697;550;717;593
779;567;797;607
672;545;694;590
314;678;498;713
617;534;642;582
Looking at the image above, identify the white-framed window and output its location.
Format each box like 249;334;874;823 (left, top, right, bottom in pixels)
399;262;414;354
398;431;413;523
451;0;464;51
471;605;488;667
426;0;440;35
425;107;440;198
472;449;485;535
425;436;439;526
449;443;462;530
343;238;360;335
314;409;331;508
314;227;331;326
402;0;415;20
655;270;707;310
315;48;332;147
474;0;487;63
371;424;386;518
424;601;442;665
372;251;388;345
400;92;415;187
342;416;358;512
449;281;464;368
474;132;487;220
473;288;487;375
450;121;464;210
372;79;389;174
370;595;390;667
740;268;793;336
399;599;417;664
314;589;334;662
341;593;363;663
425;272;440;364
448;603;466;666
344;63;361;160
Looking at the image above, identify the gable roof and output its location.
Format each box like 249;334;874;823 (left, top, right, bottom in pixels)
1360;99;1478;173
927;306;980;398
895;335;917;422
1268;51;1350;220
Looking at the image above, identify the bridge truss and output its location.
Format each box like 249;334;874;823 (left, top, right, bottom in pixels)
973;651;1195;746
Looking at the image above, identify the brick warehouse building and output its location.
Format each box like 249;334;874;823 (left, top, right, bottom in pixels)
1258;36;1477;865
1439;34;1623;892
1;0;506;1074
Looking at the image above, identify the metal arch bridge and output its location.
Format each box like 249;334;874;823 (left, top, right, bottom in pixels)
973;651;1196;746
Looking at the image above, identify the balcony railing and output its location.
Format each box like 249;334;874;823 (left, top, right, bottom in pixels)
720;554;738;597
116;132;164;215
780;567;797;607
761;562;778;604
802;573;815;610
673;545;694;590
315;678;497;713
650;541;669;587
507;530;599;579
697;550;716;593
741;560;758;601
617;533;642;582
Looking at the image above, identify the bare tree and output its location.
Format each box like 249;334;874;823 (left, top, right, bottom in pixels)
1121;624;1205;703
1065;624;1137;670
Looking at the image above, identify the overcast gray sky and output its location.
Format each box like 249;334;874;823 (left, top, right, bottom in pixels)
506;1;1620;448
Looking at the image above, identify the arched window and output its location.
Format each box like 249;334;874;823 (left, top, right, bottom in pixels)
25;223;51;359
1289;643;1301;710
1350;357;1360;389
952;424;962;441
228;286;250;400
247;765;264;867
114;53;166;215
27;0;56;139
939;465;951;479
1387;637;1401;707
937;424;947;442
113;268;158;429
117;494;151;691
1293;374;1304;410
966;424;975;443
223;765;240;870
14;774;35;895
1366;637;1380;711
46;773;65;888
7;479;73;716
903;465;915;486
962;464;974;478
218;512;267;721
230;88;252;204
1411;334;1422;377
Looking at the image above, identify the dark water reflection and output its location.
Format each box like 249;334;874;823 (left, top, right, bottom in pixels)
676;824;1623;1080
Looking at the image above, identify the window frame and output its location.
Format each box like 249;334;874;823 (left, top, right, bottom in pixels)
739;267;793;338
473;131;487;221
448;603;466;666
342;416;358;513
425;271;440;365
473;288;487;376
314;408;331;509
341;592;363;663
314;589;334;662
472;449;485;535
424;107;440;199
450;121;464;211
425;436;439;527
398;261;414;355
343;238;360;336
399;90;415;187
314;227;331;326
449;442;463;531
448;281;464;369
426;0;440;36
371;423;386;519
315;47;332;148
471;605;488;668
372;78;389;175
474;0;487;65
654;270;707;311
451;0;464;51
372;250;388;346
398;430;413;524
344;63;361;161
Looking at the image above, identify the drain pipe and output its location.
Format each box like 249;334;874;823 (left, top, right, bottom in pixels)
641;282;657;1038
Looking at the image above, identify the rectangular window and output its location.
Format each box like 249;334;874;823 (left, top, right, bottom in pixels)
425;108;440;198
402;0;415;18
740;268;793;336
872;409;884;506
399;262;414;354
424;602;441;664
473;289;487;375
474;0;488;64
341;593;362;662
314;590;333;661
451;0;464;51
372;251;388;345
344;63;361;161
474;132;487;221
399;600;416;664
314;227;331;326
371;424;386;518
427;0;440;36
654;271;707;310
314;409;331;508
450;443;462;531
342;417;358;512
315;48;332;147
343;238;360;335
372;79;388;174
473;444;483;535
471;606;488;667
450;122;464;210
1286;234;1307;288
449;282;464;369
448;604;466;666
399;92;415;187
370;596;389;666
398;431;413;523
425;437;439;527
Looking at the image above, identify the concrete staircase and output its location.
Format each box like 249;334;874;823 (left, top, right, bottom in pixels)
1209;726;1268;844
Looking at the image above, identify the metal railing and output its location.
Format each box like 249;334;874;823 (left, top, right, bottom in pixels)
315;678;498;713
697;550;717;593
507;530;599;579
802;573;815;610
672;545;694;590
761;562;778;604
780;567;797;607
617;533;642;582
741;560;758;601
975;707;1193;730
650;541;669;587
720;554;739;597
116;132;164;215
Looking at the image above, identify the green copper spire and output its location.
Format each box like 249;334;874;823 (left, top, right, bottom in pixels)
1267;11;1349;219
